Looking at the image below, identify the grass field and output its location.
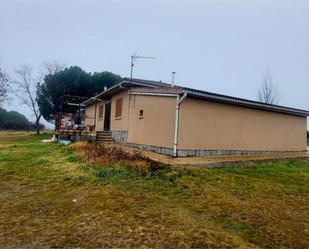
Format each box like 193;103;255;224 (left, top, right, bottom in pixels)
0;132;308;248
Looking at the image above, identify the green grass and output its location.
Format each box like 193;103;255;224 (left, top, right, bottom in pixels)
0;131;308;248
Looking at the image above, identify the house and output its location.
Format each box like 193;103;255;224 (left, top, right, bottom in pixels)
83;78;309;157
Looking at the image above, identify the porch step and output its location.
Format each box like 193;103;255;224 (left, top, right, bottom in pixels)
96;131;112;135
96;131;114;143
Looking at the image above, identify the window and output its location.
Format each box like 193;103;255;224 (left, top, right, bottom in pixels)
98;104;104;119
139;109;144;119
115;98;122;118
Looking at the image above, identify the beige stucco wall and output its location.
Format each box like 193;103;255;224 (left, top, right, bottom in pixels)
85;90;129;132
84;103;95;128
110;90;129;131
84;102;104;131
178;97;307;151
86;90;307;152
127;95;176;148
96;102;104;131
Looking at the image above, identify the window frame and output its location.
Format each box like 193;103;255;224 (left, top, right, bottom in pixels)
138;109;144;119
98;104;104;119
115;98;123;119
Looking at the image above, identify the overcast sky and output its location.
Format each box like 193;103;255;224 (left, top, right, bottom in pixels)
0;0;308;128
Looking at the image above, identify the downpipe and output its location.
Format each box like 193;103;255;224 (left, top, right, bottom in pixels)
173;91;187;157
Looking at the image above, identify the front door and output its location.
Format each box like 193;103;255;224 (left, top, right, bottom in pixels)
103;101;111;131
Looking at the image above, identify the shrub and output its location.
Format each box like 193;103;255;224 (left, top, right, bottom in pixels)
71;142;167;176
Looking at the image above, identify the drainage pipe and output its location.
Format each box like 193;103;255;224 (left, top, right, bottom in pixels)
129;90;187;157
173;91;187;157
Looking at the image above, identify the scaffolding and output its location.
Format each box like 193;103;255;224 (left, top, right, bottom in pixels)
54;94;89;131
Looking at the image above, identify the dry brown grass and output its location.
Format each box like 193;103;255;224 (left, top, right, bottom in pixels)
71;142;166;175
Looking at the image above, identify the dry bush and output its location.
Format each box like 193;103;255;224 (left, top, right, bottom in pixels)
70;142;166;175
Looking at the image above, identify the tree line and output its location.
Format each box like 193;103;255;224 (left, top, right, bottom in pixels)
0;61;122;134
0;107;45;130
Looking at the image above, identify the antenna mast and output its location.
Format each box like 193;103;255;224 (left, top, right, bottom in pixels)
130;54;155;81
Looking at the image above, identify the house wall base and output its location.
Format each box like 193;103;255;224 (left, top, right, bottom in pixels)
119;141;305;157
127;143;174;157
111;130;128;144
176;149;304;157
63;132;305;157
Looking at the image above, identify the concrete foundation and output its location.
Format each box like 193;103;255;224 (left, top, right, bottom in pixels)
124;142;301;157
127;143;174;156
112;130;128;144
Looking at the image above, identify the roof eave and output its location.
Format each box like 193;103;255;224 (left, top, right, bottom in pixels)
84;79;173;106
83;78;309;117
186;90;309;117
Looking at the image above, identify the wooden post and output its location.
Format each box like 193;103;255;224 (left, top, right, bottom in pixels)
94;98;97;130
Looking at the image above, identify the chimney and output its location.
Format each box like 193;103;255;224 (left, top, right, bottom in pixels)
171;72;176;88
104;86;107;91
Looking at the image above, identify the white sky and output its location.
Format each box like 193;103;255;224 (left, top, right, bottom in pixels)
0;0;308;128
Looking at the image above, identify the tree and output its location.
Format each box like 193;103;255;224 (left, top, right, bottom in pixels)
37;66;122;122
0;66;9;106
257;68;280;105
13;66;42;134
0;107;29;130
0;107;45;130
41;60;66;75
90;71;123;95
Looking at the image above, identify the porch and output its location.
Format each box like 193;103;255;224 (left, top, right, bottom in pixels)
55;129;114;143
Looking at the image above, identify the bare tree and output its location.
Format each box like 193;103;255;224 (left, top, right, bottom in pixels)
14;66;42;134
37;60;65;94
0;66;9;106
41;60;65;77
257;68;280;105
37;60;66;120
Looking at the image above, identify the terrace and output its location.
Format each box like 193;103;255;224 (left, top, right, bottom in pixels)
54;94;98;141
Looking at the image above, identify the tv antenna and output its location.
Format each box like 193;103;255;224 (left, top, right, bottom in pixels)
130;53;155;81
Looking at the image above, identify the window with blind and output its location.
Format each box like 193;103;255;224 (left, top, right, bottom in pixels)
115;98;122;118
98;104;104;119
